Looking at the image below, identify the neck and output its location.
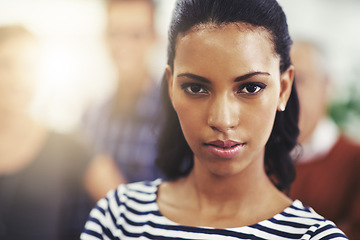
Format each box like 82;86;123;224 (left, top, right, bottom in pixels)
182;154;290;217
117;68;150;93
158;153;292;228
114;70;152;113
193;165;271;204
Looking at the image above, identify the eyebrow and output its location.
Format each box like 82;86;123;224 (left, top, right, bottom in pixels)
177;71;270;83
234;71;270;82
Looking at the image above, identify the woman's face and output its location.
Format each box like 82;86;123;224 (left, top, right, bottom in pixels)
166;23;294;177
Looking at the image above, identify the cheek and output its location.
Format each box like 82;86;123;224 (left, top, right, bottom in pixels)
245;96;278;143
173;97;202;133
171;94;207;152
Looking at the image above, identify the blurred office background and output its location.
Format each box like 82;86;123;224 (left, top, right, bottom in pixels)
0;0;359;140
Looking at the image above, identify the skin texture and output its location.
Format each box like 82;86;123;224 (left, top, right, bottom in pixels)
158;23;294;228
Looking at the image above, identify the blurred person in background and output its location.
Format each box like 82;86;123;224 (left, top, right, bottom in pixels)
0;25;94;240
82;0;163;200
290;40;360;239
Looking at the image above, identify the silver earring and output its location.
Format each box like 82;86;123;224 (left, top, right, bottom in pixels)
279;103;286;112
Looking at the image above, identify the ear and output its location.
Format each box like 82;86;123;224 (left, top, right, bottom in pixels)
165;65;174;106
278;65;295;111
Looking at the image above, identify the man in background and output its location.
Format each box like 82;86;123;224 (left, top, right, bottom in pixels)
82;0;163;200
290;40;360;239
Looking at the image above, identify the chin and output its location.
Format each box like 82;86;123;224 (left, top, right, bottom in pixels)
204;160;251;179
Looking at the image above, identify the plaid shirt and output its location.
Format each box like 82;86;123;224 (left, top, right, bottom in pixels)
82;83;163;183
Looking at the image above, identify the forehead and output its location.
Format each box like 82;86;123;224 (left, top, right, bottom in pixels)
107;0;154;27
174;23;279;75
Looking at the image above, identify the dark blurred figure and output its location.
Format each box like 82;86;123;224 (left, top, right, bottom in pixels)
290;40;360;239
0;25;94;240
82;0;163;200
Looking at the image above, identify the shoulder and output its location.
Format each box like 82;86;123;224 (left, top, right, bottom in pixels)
332;135;360;172
114;179;161;205
98;179;160;210
271;200;348;239
335;135;360;155
81;180;161;240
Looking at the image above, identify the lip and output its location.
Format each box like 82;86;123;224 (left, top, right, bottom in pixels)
205;140;245;159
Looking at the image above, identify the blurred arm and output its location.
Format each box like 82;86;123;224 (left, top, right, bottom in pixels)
84;154;126;201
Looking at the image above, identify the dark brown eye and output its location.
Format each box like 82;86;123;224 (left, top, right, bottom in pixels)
181;83;208;95
245;84;258;93
238;83;266;94
190;85;203;93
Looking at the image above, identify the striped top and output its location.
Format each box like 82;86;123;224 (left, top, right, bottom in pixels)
81;180;348;240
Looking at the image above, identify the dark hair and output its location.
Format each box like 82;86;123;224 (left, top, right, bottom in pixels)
156;0;299;192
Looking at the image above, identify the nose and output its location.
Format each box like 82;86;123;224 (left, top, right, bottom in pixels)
207;94;239;132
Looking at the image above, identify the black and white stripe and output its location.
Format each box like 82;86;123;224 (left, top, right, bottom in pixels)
81;180;348;240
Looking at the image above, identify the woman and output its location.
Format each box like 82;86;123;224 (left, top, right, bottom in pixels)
81;0;348;239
